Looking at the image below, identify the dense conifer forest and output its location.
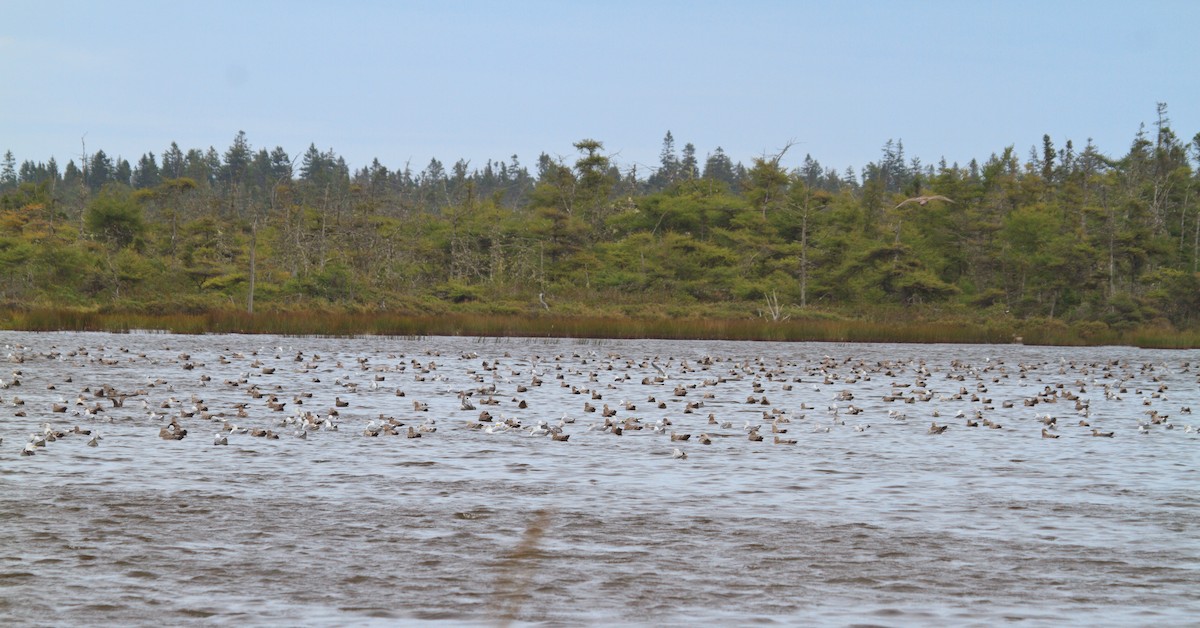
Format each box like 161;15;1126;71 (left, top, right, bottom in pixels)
2;104;1198;342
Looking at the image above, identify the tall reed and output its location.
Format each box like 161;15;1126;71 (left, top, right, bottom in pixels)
0;307;1195;347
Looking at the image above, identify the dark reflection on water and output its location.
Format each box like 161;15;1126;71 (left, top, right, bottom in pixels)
0;331;1197;626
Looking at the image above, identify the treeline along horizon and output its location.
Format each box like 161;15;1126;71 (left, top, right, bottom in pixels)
1;103;1198;333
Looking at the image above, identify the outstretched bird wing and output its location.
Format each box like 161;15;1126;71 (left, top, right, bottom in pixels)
894;195;955;209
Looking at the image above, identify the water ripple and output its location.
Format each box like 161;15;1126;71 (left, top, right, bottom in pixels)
0;332;1197;626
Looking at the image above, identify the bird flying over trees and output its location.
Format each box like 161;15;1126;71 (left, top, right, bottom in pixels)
894;195;954;209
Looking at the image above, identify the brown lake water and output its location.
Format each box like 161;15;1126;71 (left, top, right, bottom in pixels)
0;331;1197;626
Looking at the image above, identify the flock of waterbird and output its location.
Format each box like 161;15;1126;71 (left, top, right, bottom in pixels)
2;338;1196;461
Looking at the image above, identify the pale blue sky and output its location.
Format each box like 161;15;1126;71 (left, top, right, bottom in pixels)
2;0;1197;178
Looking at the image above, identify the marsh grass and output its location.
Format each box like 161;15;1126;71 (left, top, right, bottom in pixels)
0;307;1195;347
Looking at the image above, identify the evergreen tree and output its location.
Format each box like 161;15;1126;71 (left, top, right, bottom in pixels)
87;150;114;190
63;160;82;188
421;157;446;182
300;144;327;183
0;150;16;191
249;148;273;189
183;149;212;187
535;153;556;182
0;102;1195;330
162;142;185;179
702;147;735;185
680;143;698;180
573;138;614;215
133;152;161;189
268;146;293;181
114;157;133;187
84;186;145;249
222;131;252;190
17;161;37;184
800;154;822;188
656;131;680;186
204;148;222;187
1041;134;1056;182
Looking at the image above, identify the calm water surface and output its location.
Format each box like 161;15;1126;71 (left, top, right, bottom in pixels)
0;331;1197;626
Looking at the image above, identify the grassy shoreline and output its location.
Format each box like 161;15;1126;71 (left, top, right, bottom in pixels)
1;307;1197;348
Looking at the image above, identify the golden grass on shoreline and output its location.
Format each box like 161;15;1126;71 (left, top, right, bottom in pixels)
1;307;1197;348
